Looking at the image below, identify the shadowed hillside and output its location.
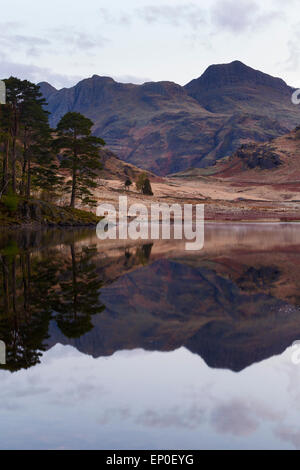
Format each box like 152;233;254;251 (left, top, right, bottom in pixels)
197;126;300;185
39;61;300;175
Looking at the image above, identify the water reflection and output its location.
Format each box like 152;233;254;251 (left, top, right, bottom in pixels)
0;224;300;372
0;232;105;371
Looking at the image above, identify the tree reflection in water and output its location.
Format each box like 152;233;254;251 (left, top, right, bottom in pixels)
0;231;106;371
0;230;154;372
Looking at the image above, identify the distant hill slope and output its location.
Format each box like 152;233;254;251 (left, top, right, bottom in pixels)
39;61;300;175
177;126;300;185
99;147;156;181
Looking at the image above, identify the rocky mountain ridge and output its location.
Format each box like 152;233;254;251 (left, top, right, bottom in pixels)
39;61;300;175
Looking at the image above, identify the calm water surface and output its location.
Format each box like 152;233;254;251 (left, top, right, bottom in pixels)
0;224;300;449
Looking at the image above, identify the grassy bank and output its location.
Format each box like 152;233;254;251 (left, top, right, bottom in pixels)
0;197;101;227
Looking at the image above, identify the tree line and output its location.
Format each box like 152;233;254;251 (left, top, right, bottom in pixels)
0;77;105;208
0;232;153;372
0;240;105;371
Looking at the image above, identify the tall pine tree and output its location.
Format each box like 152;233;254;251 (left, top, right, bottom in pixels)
55;112;105;208
4;77;23;193
19;88;60;199
0;77;60;199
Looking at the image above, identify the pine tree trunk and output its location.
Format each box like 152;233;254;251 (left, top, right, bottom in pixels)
1;139;9;195
26;158;31;199
21;136;28;197
70;164;76;208
11;107;18;194
11;137;16;193
20;158;27;197
70;137;77;208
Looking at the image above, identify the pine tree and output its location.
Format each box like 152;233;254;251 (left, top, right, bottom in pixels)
1;77;59;199
136;172;153;195
55;112;105;208
124;177;132;191
0;104;12;197
4;77;24;193
19;87;58;198
52;244;105;338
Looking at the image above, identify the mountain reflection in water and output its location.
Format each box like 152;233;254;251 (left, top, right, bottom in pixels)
1;224;300;373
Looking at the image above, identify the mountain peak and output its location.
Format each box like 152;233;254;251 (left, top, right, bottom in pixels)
207;60;248;73
90;75;115;83
74;75;118;92
185;60;289;92
38;81;57;99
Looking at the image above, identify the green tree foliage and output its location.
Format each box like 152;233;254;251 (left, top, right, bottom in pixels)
136;172;153;195
55;112;105;208
0;77;60;199
0;77;106;210
124;177;132;191
0;251;55;371
52;244;105;338
19;86;61;198
2;188;18;213
136;243;153;265
3;77;23;193
0;104;12;197
142;178;154;196
0;233;105;371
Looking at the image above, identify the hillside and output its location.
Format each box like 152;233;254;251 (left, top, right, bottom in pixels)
39;61;300;176
200;126;300;185
99;147;157;181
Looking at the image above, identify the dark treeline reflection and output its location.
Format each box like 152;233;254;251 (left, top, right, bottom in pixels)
0;229;154;372
0;230;106;371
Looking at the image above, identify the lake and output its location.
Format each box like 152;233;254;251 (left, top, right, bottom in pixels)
0;223;300;449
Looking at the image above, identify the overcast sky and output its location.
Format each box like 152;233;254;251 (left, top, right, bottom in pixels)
0;344;299;449
0;0;299;89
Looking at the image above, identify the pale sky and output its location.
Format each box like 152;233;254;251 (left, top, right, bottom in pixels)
0;344;299;449
0;0;300;89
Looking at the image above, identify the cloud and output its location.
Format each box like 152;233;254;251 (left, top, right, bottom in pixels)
98;407;131;425
99;2;281;37
0;29;51;58
136;405;205;429
211;0;282;33
0;21;22;32
12;35;50;47
50;28;109;53
112;74;152;84
0;21;108;62
284;26;300;71
0;53;83;89
0;23;109;88
99;3;206;30
136;3;206;30
211;400;259;436
272;0;297;6
99;7;131;26
211;399;283;437
274;425;300;449
0;55;149;89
